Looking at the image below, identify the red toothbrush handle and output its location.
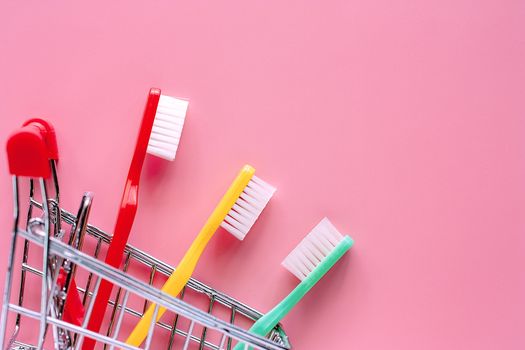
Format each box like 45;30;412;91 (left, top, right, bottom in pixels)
57;270;84;326
82;89;161;350
83;183;138;350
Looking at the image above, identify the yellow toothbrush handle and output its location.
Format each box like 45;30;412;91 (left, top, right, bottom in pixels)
125;267;191;347
125;165;255;347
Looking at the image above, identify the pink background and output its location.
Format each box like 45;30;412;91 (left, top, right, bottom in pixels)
1;1;524;349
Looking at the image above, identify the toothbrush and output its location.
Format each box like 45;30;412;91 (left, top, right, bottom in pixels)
234;218;353;350
82;88;188;350
125;164;276;347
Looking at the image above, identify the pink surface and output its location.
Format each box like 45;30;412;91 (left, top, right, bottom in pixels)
1;1;524;349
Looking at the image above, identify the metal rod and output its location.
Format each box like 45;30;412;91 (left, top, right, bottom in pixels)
218;333;227;350
228;306;237;350
167;286;186;350
0;176;20;349
143;264;157;314
8;303;140;350
62;193;93;308
30;201;269;322
75;277;101;350
50;159;61;236
144;304;159;350
108;290;130;350
82;237;102;307
37;178;51;350
182;321;195;350
200;295;215;350
15;229;287;350
15;178;35;331
8;198;290;350
106;251;132;342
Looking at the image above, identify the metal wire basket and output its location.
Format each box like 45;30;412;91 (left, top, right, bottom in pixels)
1;157;291;349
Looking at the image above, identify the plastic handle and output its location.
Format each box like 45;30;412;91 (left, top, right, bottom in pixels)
234;236;353;350
57;270;84;325
23;118;59;160
6;119;58;178
125;165;255;347
82;89;161;350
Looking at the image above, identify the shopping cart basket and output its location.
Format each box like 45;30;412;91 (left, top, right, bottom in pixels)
1;120;291;350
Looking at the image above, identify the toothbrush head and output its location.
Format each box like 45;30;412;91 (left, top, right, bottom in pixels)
282;218;353;281
146;93;189;161
220;165;276;240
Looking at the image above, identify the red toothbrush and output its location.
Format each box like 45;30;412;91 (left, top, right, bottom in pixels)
81;88;189;350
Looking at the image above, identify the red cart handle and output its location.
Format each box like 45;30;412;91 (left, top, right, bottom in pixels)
6;119;58;178
23;118;59;160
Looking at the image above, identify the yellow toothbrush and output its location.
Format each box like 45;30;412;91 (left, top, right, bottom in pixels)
126;165;276;347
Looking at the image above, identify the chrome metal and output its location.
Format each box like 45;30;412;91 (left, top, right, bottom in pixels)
218;333;226;350
143;305;158;350
105;250;132;346
37;178;51;350
108;290;129;350
2;173;291;350
16;179;34;334
55;192;93;349
0;177;20;350
182;321;194;350
49;160;61;237
74;277;101;350
18;227;288;350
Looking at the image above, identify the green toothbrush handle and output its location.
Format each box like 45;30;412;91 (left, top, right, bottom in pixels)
234;236;353;350
232;284;309;350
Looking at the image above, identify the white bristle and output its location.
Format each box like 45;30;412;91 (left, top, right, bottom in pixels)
220;175;276;240
147;94;189;161
282;218;344;281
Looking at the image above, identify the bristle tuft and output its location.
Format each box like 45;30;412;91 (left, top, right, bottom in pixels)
147;95;188;161
220;175;276;240
282;218;345;280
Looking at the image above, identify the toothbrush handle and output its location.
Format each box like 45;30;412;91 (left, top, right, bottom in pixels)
125;261;193;346
231;279;316;350
82;90;162;350
125;186;242;346
125;214;226;346
232;283;311;350
251;278;313;339
82;187;139;350
125;165;255;347
234;282;322;350
234;236;353;350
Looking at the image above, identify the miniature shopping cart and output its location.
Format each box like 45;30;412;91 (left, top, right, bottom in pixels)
1;119;291;350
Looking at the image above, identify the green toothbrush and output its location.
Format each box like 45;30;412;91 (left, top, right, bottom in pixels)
234;218;353;349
